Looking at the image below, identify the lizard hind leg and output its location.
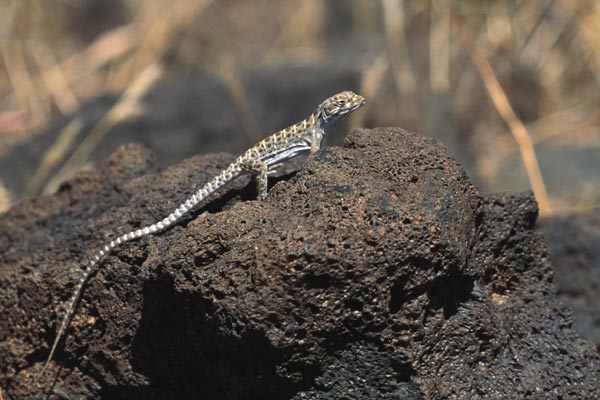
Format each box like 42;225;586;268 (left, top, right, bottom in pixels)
240;158;269;200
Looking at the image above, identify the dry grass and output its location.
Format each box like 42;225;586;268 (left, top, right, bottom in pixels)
453;10;552;216
0;0;598;215
42;62;164;195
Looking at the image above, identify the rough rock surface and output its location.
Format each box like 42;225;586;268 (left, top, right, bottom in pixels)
1;128;599;399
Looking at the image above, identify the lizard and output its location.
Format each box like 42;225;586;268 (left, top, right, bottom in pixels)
41;90;366;378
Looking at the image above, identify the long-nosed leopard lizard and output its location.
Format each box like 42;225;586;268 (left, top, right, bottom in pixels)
41;90;365;384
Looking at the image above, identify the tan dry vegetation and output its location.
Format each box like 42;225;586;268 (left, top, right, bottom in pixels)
0;0;598;215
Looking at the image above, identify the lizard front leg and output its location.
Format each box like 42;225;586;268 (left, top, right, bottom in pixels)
241;158;269;200
311;129;325;154
310;139;320;154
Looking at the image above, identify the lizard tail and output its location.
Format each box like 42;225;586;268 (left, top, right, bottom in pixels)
42;242;113;373
41;165;241;374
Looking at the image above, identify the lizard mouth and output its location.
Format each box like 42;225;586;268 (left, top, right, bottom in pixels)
351;98;366;111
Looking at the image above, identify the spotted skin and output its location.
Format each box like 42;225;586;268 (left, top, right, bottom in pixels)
41;91;365;382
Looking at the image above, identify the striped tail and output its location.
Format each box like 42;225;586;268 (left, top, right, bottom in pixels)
42;165;241;373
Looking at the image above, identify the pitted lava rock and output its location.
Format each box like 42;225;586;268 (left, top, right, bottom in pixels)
1;128;598;399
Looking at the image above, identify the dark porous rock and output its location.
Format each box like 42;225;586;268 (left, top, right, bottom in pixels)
1;128;598;399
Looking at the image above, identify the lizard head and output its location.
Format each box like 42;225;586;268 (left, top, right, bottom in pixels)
318;91;365;128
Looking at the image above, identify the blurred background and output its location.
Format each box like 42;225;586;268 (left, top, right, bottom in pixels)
0;0;598;342
0;0;598;215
